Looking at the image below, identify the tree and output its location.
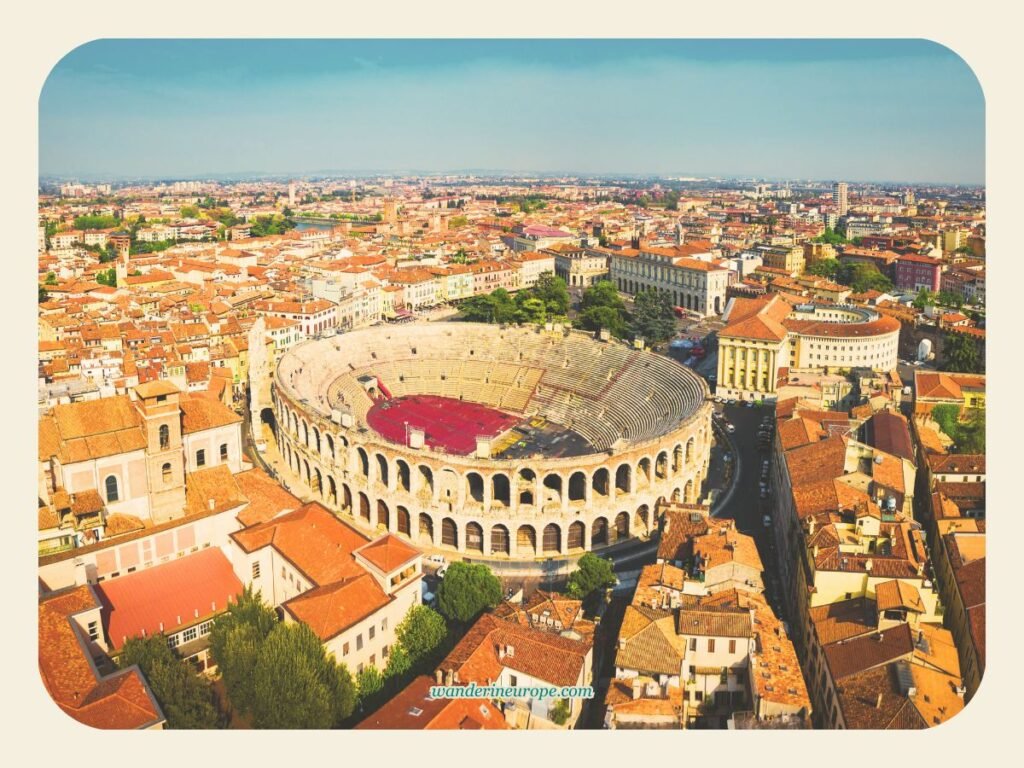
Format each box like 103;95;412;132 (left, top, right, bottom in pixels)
812;228;847;246
942;332;983;374
580;280;625;312
180;205;200;219
631;288;676;343
835;262;893;293
118;635;219;729
99;242;117;263
96;268;117;287
73;214;119;230
383;643;413;681
436;562;502;624
356;665;385;705
38;284;48;303
514;294;547;325
395;605;447;664
577;305;629;338
208;586;277;716
936;290;964;309
533;273;570;316
565;553;617;600
549;698;571;726
45;271;57;285
806;258;839;279
912;288;935;311
449;215;469;228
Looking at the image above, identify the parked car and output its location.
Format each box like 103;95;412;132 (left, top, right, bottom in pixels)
725;423;736;433
427;554;447;566
436;565;448;580
759;488;768;499
723;452;733;463
762;515;772;527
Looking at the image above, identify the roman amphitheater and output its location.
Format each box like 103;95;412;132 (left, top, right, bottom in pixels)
271;322;712;561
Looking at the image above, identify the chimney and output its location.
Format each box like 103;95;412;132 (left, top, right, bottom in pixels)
208;498;215;511
435;669;443;685
875;693;883;709
632;679;643;700
499;646;506;660
813;545;819;559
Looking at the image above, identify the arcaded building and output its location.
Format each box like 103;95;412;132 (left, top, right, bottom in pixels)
270;322;713;561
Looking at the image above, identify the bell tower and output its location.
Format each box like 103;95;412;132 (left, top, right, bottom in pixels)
133;381;187;524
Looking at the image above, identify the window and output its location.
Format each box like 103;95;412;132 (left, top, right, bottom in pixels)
369;654;376;666
509;675;518;687
252;562;261;579
357;663;364;674
383;644;389;658
689;638;697;652
182;626;198;643
220;443;228;462
196;449;206;467
162;463;172;483
694;691;703;702
708;638;716;653
343;642;350;656
167;634;180;649
369;626;375;640
381;618;388;631
159;424;170;449
87;621;99;641
104;475;119;503
199;621;214;636
729;639;736;654
356;634;363;651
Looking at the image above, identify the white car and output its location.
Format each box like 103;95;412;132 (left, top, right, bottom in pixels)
762;515;772;527
427;554;447;566
436;565;448;580
725;423;736;433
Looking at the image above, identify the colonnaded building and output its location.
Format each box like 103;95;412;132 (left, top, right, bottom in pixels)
715;295;902;402
269;322;712;561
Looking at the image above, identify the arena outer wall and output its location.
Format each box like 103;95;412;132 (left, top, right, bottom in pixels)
268;323;713;561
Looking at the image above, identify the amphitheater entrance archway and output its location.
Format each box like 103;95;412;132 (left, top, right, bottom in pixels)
357;447;369;478
260;408;276;439
591;517;609;548
342;484;352;512
614;511;630;541
672;486;682;502
542;473;563;507
592;468;610;499
418;513;434;544
492;474;511;507
312;427;320;455
490;524;510;556
375;454;389;487
542;523;561;554
684;479;695;503
466;522;484;553
302;459;311;487
673;444;683;474
396;459;411;493
397;506;411;537
568;471;587;503
377;500;390;530
312;468;322;496
327;476;337;505
325;434;334;463
466;472;485;505
441;517;458;549
517;525;537;557
615;464;631;494
568;521;585;551
358;492;370;521
636;458;652;489
685;438;695;465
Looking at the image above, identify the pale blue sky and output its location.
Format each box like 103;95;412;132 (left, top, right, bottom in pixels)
39;40;985;184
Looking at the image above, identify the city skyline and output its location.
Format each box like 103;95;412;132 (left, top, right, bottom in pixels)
40;39;984;185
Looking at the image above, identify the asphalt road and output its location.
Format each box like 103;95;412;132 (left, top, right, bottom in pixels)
708;401;787;620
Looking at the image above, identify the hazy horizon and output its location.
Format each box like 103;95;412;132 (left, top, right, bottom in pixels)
40;39;985;185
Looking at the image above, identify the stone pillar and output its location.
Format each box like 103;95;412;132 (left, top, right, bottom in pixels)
483;475;493;514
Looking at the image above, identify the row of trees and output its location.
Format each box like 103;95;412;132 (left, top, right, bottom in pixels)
459;273;570;326
575;280;677;343
941;332;984;374
806;259;894;293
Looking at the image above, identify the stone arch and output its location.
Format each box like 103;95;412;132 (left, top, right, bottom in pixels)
492;473;511;507
466;472;485;505
465;521;484;553
542;523;561;554
301;420;309;447
312;467;322;496
342;483;352;512
592;467;610;499
418;465;434;497
591;517;609;548
655;451;669;481
685;437;695;465
377;499;390;530
517;468;536;506
397;506;411;537
375;453;389;487
568;521;586;551
672;486;682;502
673;443;683;474
568;471;587;503
684;479;695;503
636;504;650;535
615;463;632;494
396;459;411;493
490;524;510;556
312;426;320;455
357;447;369;478
418;513;434;544
441;517;458;549
614;511;630;541
358;492;370;521
439;468;460;506
302;459;311;486
325;433;334;462
517;525;537;557
542;473;563;506
636;457;652;488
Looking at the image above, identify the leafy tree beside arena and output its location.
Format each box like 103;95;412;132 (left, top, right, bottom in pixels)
436;562;502;624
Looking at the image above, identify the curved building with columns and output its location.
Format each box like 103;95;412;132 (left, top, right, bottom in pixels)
269;322;712;561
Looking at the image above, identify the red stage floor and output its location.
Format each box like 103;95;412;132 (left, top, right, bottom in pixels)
366;395;520;455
